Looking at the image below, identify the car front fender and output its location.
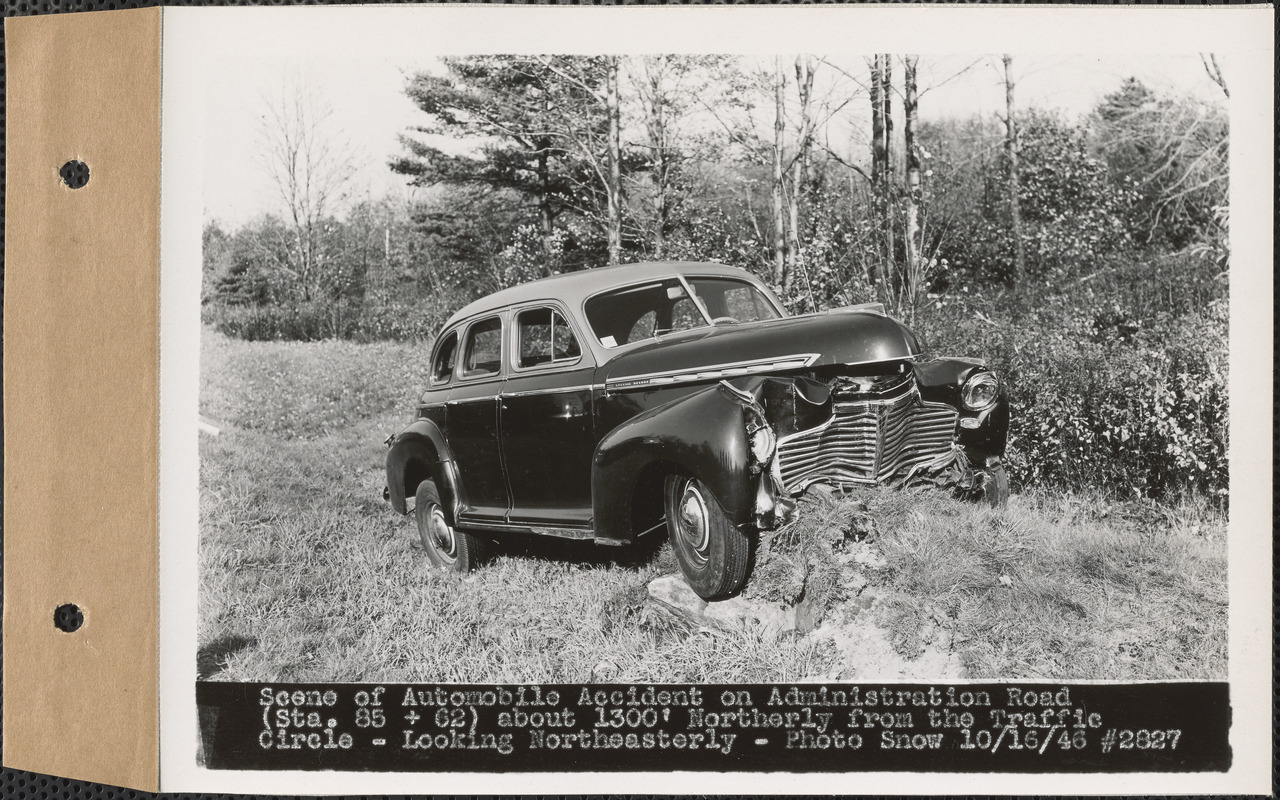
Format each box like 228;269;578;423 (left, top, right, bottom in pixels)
915;357;1009;463
385;419;462;519
592;382;755;544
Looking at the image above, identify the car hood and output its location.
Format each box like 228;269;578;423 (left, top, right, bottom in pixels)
598;307;922;383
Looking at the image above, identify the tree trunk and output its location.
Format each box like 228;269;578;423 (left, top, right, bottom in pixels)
644;56;669;259
869;55;894;291
881;56;896;291
1003;54;1026;282
772;57;787;287
870;56;886;192
537;139;555;274
786;56;815;298
903;55;922;319
605;56;623;266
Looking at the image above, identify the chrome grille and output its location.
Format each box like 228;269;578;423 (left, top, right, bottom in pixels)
776;382;958;492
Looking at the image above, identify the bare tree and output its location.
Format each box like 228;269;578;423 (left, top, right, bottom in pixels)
523;56;624;268
772;57;787;286
634;56;673;258
902;55;924;318
259;78;357;302
785;55;817;297
1000;55;1027;282
629;55;732;259
605;56;623;265
1200;53;1229;99
869;54;895;286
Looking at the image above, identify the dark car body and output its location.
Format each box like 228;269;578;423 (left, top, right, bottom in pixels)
386;261;1009;597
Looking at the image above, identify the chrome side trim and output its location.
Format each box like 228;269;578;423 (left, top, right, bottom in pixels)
502;384;594;398
605;353;820;391
459;517;595;540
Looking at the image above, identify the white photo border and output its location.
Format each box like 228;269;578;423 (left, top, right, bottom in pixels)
159;4;1274;793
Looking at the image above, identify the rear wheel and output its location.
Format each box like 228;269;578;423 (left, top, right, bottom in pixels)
414;480;487;571
664;475;752;600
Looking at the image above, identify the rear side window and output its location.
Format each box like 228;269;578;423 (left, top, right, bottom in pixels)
430;331;458;385
462;317;503;378
517;307;581;369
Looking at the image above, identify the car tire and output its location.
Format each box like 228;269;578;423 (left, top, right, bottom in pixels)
414;480;487;572
978;463;1011;508
664;474;752;601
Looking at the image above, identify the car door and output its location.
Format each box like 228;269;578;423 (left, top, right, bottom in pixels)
499;304;596;528
447;314;510;523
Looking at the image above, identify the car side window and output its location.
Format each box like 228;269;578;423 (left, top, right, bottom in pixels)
517;307;581;369
462;316;503;379
430;331;458;386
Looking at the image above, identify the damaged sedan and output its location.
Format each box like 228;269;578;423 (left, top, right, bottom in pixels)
385;261;1009;600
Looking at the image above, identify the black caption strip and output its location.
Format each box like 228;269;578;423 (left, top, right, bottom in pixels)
197;682;1230;773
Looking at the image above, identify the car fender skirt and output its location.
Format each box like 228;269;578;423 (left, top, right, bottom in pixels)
592;383;755;543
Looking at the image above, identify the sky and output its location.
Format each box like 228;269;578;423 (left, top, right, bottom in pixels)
194;9;1231;230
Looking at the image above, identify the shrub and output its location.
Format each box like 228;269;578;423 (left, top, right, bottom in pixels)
919;255;1227;500
934;111;1140;287
204;299;447;343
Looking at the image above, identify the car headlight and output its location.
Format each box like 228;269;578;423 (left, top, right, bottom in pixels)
961;371;1000;411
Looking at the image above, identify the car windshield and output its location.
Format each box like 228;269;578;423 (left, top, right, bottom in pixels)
584;276;781;348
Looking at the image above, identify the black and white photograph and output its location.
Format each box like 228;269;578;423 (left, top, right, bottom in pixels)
151;5;1272;793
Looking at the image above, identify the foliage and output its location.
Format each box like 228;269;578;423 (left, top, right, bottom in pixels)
920;252;1227;500
934;110;1140;286
1093;78;1229;252
204;297;448;344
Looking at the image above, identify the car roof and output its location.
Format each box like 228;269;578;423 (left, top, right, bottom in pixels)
442;261;756;330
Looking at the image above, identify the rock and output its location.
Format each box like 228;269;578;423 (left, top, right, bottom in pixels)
848;544;887;570
794;596;823;635
845;572;868;594
702;596;755;628
647;574;807;642
843;508;877;542
591;659;619;682
647;573;708;621
759;606;798;642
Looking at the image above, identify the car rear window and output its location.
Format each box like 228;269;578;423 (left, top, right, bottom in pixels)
430;331;458;385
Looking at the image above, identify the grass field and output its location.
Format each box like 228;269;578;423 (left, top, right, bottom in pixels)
198;328;1227;683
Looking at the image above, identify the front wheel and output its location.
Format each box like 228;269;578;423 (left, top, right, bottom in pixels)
664;475;752;601
414;480;487;572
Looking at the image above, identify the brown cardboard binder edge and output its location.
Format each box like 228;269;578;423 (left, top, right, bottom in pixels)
3;8;163;792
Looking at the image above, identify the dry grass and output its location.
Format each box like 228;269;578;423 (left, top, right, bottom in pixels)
199;328;1226;682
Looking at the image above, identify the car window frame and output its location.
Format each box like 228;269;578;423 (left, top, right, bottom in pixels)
508;301;592;375
456;313;507;383
581;273;785;350
428;328;461;388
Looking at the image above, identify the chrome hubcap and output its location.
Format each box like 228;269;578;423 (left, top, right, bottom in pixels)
426;505;458;561
676;483;710;565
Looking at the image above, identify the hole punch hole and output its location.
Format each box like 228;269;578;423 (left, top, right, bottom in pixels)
59;160;90;189
54;603;84;633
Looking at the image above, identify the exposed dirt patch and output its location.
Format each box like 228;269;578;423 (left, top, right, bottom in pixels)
644;505;965;681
